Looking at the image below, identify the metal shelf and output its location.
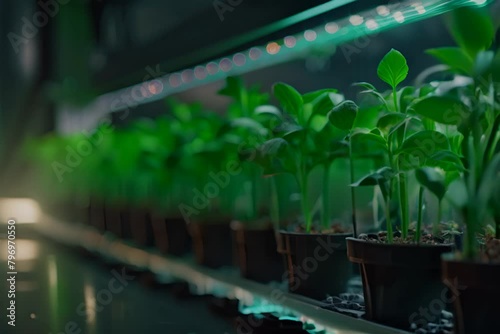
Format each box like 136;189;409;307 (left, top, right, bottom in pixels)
36;214;410;334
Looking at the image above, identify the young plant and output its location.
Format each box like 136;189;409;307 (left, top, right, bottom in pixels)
166;99;231;221
352;49;459;243
216;77;271;224
416;7;500;257
253;84;347;232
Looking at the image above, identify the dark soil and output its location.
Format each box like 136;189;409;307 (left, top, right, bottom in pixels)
357;231;449;245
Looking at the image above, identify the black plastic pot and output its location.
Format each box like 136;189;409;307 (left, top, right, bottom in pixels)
231;221;283;283
279;231;353;300
151;216;191;256
104;203;124;238
347;237;453;329
442;255;500;334
189;221;233;268
126;208;155;247
89;200;106;231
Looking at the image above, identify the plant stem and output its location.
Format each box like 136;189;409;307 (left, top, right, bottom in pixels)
399;170;409;238
384;184;393;244
415;186;424;244
434;199;442;237
349;139;358;237
393;88;398;112
321;163;331;230
464;206;478;259
250;167;258;221
270;176;280;231
301;170;312;232
297;156;312;233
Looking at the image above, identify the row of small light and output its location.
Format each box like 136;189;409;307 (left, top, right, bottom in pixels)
125;0;490;103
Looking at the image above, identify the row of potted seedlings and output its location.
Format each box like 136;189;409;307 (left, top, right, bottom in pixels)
31;7;499;334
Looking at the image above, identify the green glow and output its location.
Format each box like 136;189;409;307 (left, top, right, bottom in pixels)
76;0;494;123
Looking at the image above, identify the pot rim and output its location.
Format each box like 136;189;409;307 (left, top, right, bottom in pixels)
280;230;353;237
346;236;454;249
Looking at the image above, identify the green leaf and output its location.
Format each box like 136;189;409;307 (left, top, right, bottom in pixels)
224;117;268;136
218;76;243;99
359;89;387;106
259;138;288;156
477;154;500;217
328;100;358;130
426;150;464;172
447;7;494;58
351;167;394;200
447;179;468;208
309;114;329;132
377;113;407;133
416;167;446;200
352;82;377;91
493;51;500;82
399;86;417;113
410;96;469;125
308;92;344;117
273;121;303;136
377;49;409;90
474;50;495;77
426;47;474;75
399;130;450;157
273;83;303;117
302;89;338;104
419;84;437;98
255;105;281;116
350;129;387;157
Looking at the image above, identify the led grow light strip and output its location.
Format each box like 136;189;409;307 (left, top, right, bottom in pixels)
58;0;492;133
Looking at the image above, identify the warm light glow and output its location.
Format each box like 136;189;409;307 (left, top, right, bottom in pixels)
219;58;232;72
48;255;58;287
139;86;148;97
376;5;390;16
233;53;246;66
266;42;280;55
0;198;40;224
349;15;364;26
181;69;194;83
325;22;339;34
168;73;181;87
284;36;297;48
393;11;405;23
84;281;96;324
206;62;219;75
366;19;379;30
304;30;317;41
412;2;427;14
194;66;207;79
249;47;262;60
148;80;163;95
